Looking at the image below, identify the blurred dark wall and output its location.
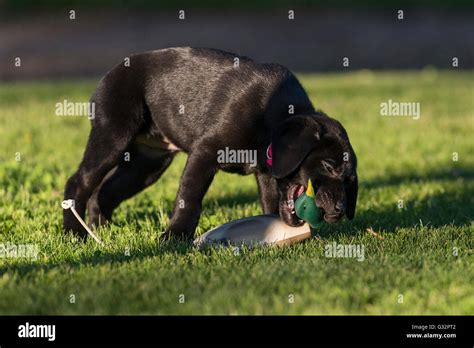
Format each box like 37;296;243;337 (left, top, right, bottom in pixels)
1;4;473;80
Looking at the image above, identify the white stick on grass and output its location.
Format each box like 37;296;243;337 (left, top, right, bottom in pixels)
61;199;104;246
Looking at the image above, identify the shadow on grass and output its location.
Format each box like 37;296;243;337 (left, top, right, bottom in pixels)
3;167;472;275
322;170;473;237
362;166;474;189
0;240;196;277
121;190;260;223
1;192;260;277
207;190;260;208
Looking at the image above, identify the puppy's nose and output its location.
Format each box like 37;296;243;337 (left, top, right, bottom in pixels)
334;202;345;214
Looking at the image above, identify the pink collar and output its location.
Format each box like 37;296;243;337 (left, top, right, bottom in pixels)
266;143;272;166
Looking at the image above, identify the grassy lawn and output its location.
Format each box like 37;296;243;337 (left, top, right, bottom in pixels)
0;70;472;315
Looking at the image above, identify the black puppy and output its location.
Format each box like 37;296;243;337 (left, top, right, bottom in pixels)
64;47;358;240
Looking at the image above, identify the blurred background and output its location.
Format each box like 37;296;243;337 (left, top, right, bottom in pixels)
1;0;473;80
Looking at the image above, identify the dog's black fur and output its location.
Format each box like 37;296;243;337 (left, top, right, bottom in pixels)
64;47;358;240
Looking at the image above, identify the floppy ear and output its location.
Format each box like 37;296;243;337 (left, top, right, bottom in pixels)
345;174;358;220
271;116;321;178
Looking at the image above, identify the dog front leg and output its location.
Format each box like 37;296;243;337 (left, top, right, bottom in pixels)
164;154;217;240
255;173;279;214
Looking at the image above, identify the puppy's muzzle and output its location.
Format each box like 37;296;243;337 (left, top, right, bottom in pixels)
316;188;346;223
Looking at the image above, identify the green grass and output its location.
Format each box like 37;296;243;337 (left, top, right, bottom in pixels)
0;70;473;315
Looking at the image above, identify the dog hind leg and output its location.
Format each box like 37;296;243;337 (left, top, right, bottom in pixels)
87;149;175;227
63;92;144;238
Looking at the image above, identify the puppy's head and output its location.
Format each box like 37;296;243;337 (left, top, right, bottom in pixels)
271;113;358;226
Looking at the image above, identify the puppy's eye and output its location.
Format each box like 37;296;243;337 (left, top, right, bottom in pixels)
321;160;335;175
